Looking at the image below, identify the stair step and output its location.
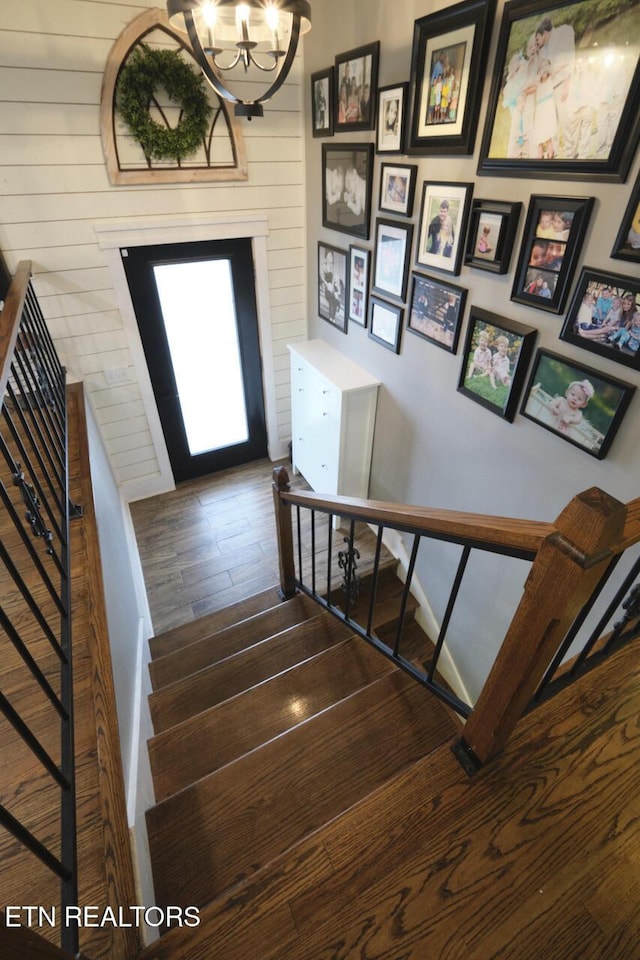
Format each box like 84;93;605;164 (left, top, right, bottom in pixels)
149;585;282;660
148;635;395;801
146;669;457;911
149;594;317;690
148;611;352;734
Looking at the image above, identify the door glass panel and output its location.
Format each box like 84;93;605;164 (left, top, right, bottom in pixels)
153;259;249;456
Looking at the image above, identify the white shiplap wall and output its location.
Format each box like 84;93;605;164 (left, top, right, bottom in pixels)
0;0;306;496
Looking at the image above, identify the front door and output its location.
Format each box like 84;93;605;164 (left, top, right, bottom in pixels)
121;238;268;482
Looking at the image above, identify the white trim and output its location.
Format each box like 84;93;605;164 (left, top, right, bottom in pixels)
126;618;147;827
377;526;473;707
95;214;275;497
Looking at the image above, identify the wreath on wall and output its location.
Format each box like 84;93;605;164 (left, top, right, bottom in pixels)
116;45;213;162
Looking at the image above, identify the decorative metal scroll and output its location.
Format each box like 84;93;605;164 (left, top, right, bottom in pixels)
613;583;640;635
338;536;360;603
100;8;248;185
13;466;54;555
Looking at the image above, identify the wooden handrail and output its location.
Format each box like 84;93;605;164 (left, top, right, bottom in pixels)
277;484;555;557
0;260;31;399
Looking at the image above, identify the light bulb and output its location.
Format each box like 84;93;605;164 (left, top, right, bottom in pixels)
236;3;250;24
265;6;280;32
201;1;217;28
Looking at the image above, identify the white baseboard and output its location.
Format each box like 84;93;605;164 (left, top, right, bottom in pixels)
122;473;176;503
377;526;473;708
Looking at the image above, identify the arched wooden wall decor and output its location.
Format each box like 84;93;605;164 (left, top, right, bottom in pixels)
101;8;248;185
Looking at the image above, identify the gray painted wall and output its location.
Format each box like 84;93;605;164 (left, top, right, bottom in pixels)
304;0;640;698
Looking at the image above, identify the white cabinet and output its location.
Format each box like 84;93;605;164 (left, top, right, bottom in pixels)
288;340;380;500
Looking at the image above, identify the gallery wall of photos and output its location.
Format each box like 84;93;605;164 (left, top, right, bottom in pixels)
310;0;640;460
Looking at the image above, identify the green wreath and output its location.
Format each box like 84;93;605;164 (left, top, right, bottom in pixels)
116;46;213;161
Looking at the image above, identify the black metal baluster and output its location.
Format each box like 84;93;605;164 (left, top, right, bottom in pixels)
393;535;421;657
366;525;384;638
427;545;471;682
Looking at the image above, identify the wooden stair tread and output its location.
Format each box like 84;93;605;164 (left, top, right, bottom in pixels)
149;585;282;659
149;593;317;690
148;635;395;800
149;612;353;734
146;670;458;910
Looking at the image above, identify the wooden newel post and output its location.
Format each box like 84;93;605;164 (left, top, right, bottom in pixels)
457;487;627;772
272;465;297;601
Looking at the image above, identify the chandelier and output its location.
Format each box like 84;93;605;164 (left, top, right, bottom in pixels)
167;1;312;119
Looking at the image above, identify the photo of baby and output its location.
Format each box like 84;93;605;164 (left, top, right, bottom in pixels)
522;350;634;458
474;212;503;261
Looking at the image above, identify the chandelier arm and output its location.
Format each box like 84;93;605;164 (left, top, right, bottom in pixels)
256;15;301;104
245;52;280;73
184;10;239;104
211;49;244;72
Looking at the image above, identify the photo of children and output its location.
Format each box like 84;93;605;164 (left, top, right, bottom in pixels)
462;318;524;413
561;271;640;370
323;145;373;239
408;274;465;351
522;268;558;299
348;247;369;326
522;351;634;457
318;243;347;331
425;41;467;126
336;50;375;127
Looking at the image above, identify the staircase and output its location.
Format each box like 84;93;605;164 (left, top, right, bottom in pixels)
142;565;460;954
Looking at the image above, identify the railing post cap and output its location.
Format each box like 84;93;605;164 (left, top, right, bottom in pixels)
272;465;290;491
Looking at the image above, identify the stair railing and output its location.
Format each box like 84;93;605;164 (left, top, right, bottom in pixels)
0;262;81;956
273;467;639;771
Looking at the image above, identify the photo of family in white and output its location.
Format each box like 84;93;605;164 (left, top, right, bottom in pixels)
488;0;639;162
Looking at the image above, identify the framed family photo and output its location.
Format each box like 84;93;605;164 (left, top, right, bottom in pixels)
611;174;640;264
372;218;414;303
521;349;635;458
416;181;473;275
407;272;467;353
368;296;403;353
464;199;522;273
348;245;370;327
317;241;348;333
511;194;593;313
377;83;408;153
379;163;417;218
311;67;334;138
559;267;640;371
458;307;536;421
478;0;640;182
408;0;496;155
334;42;380;132
322;143;374;240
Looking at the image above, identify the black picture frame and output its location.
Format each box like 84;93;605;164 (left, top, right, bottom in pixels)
458;306;536;421
407;0;496;155
311;67;334;138
334;42;380;132
322;143;374;240
372;217;414;304
378;163;417;218
407;272;467;353
348;245;370;327
511;193;593;314
477;0;640;182
611;174;640;264
376;83;409;153
317;241;348;333
521;348;635;458
464;199;522;273
368;296;404;353
416;180;474;276
559;267;640;371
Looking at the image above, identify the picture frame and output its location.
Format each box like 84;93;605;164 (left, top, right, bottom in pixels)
416;180;474;276
348;245;370;327
322;143;374;240
379;163;417;218
611;174;640;264
521;349;635;459
311;67;334;138
477;0;640;183
376;83;408;153
464;199;522;273
407;0;496;155
372;218;414;303
458;306;536;421
407;272;467;353
368;296;404;353
317;241;348;333
511;194;594;314
559;267;640;371
334;42;380;132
